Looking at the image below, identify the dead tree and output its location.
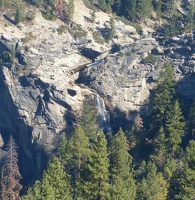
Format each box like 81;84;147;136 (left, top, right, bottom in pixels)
135;114;143;130
1;135;22;200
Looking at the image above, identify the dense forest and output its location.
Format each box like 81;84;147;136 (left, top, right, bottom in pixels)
1;63;195;199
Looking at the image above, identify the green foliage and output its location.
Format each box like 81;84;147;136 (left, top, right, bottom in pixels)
57;25;66;35
61;125;89;180
142;54;158;64
1;51;11;62
42;7;55;21
32;0;43;8
103;17;116;41
0;0;3;7
15;3;21;25
149;62;176;137
79;98;98;141
81;132;110;199
22;156;72;200
90;10;96;23
67;0;74;22
92;31;105;44
74;25;87;39
187;101;195;135
165;100;185;156
137;0;153;21
110;128;136;200
98;0;109;12
25;10;35;22
137;162;168;200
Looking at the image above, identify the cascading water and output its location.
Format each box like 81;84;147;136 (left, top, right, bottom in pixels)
96;94;111;132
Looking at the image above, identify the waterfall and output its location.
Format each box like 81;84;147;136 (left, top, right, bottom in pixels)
96;94;111;132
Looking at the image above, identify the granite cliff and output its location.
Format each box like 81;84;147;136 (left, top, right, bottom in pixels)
0;0;195;183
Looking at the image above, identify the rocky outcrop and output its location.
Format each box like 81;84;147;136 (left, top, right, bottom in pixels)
79;32;195;117
79;38;160;114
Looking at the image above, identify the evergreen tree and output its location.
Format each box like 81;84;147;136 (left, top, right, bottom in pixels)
149;62;176;138
165;100;185;156
112;0;122;15
186;2;195;32
1;135;22;200
167;166;186;200
184;140;195;199
23;156;72;200
137;162;168;200
91;10;96;23
98;0;108;12
15;2;21;25
124;0;137;21
68;0;74;22
33;0;43;7
81;132;110;199
153;0;162;18
150;126;167;167
79;98;98;142
63;125;89;180
188;101;195;136
137;0;153;21
110;128;136;200
104;17;116;40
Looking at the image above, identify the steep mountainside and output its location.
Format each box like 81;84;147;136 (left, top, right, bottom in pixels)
0;0;195;183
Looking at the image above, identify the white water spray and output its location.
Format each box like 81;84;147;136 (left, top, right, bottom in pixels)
96;94;111;132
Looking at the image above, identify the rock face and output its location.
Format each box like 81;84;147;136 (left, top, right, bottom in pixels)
0;12;93;182
79;32;195;118
79;38;160;114
1;2;195;185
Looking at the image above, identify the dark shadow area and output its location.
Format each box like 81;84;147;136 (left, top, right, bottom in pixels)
76;67;97;85
63;110;76;138
84;16;93;23
15;52;27;65
79;47;101;61
51;96;72;111
110;43;121;54
67;89;76;97
3;14;15;25
34;78;49;89
0;41;10;53
19;76;33;87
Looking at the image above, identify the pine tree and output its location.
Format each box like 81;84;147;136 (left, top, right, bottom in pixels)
188;101;195;135
15;2;21;25
113;0;122;15
186;2;195;32
184;140;195;199
110;128;136;200
98;0;108;12
137;162;168;200
167;166;186;200
149;62;176;138
165;100;185;156
22;156;72;200
1;135;22;200
150;126;167;167
79;98;98;142
81;131;110;199
124;0;137;21
137;0;153;21
64;125;90;180
68;0;74;22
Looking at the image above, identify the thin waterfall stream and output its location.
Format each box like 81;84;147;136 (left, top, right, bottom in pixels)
96;94;111;132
